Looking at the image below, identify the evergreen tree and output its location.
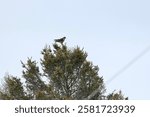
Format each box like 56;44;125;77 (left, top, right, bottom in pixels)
0;75;27;99
0;39;127;100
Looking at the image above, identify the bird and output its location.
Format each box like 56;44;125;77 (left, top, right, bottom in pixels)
54;37;66;44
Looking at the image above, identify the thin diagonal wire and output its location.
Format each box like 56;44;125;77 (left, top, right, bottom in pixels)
85;44;150;100
106;45;150;85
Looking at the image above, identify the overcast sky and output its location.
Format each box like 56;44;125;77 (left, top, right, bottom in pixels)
0;0;150;99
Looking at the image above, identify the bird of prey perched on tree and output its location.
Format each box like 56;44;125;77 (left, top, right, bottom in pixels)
54;37;66;45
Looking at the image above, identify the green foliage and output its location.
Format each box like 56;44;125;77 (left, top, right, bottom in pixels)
0;75;27;99
107;90;128;100
0;40;127;100
40;43;105;99
21;58;47;99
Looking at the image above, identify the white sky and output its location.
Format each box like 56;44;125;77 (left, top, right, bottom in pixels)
0;0;150;99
